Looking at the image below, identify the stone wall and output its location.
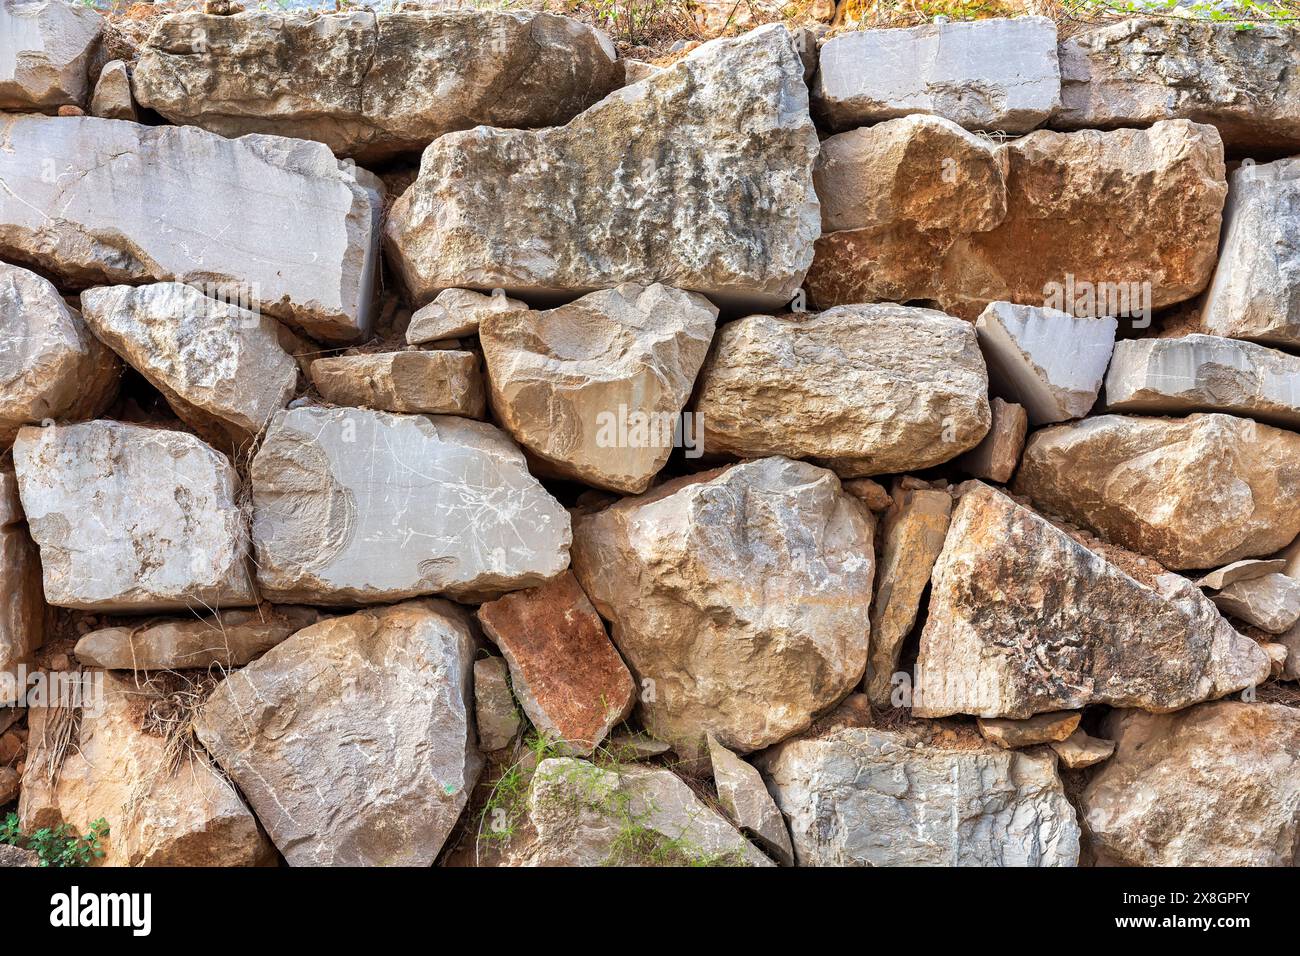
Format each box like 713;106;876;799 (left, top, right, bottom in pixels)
1;2;1299;868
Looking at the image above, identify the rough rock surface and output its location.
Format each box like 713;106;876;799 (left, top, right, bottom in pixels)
480;284;717;494
89;58;135;121
80;283;299;448
21;672;274;866
976;711;1080;749
0;0;103;111
473;657;520;752
74;606;320;670
976;302;1116;426
807;120;1226;320
0;262;119;447
503;757;771;866
758;725;1080;866
476;571;634;755
1016;413;1300;569
250;406;570;604
1081;702;1300;866
1200;157;1300;348
813;17;1060;133
1050;730;1115;769
195;600;481;866
0;115;384;343
1056;18;1300;151
0;843;39;867
958;397;1027;484
693;304;990;477
1197;558;1285;590
913;483;1269;718
1210;573;1300;634
864;485;952;707
571;458;875;766
133;10;622;163
12;421;256;613
310;350;485;418
386;26;820;312
0;518;43;673
707;735;794;866
406;288;527;345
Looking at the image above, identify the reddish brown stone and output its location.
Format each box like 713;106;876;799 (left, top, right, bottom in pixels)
476;572;635;755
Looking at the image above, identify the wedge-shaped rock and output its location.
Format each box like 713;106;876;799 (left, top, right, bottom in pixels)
694;304;989;477
310;350;485;418
406;288;526;345
571;457;875;766
812;115;1008;234
1050;730;1114;769
758;726;1079;866
707;735;793;866
476;571;635;755
473;657;520;753
21;672;274;866
1201;158;1300;348
813;17;1060;133
250;406;570;604
1056;18;1300;152
0;523;43;673
976;711;1080;749
13;421;256;613
195;600;481;866
386;26;819;312
0;115;383;343
1211;573;1300;634
80;283;298;449
0;0;103;111
133;10;621;163
481;284;717;494
1082;702;1300;866
976;302;1115;426
501;757;771;867
1106;335;1300;428
90;59;135;121
74;605;319;670
1016;413;1300;569
1197;558;1284;590
0;262;118;447
807;121;1226;320
913;483;1269;718
864;485;951;707
958;397;1027;484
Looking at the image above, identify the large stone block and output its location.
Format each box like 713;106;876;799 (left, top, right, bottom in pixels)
0;0;102;111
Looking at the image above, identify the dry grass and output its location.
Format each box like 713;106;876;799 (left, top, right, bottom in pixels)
129;669;225;778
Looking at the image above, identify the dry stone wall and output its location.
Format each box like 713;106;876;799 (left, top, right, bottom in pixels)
1;1;1299;869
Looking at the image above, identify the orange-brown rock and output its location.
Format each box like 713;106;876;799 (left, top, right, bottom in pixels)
957;397;1027;483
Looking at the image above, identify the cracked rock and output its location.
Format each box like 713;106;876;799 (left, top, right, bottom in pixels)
0;0;103;111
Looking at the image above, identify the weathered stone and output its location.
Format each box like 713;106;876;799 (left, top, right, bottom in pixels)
0;0;102;111
1211;573;1300;634
481;284;717;494
976;711;1081;749
812;115;1008;234
80;283;299;449
571;457;874;766
1196;558;1285;590
89;58;135;120
406;288;527;345
1050;729;1114;769
758;725;1079;866
0;523;43;672
20;672;274;866
502;757;771;866
707;735;794;866
1201;158;1300;348
1280;621;1300;681
0;262;119;447
386;26;819;312
473;657;520;753
607;732;672;762
693;304;989;477
957;397;1027;484
1105;333;1300;429
841;477;892;512
1016;413;1300;569
250;406;570;604
195;600;481;866
133;10;621;163
864;486;951;708
813;17;1060;133
1056;18;1300;152
0;840;37;866
0;115;384;343
74;606;319;670
12;421;256;613
310;350;485;418
476;571;634;755
914;483;1269;719
0;462;21;527
976;302;1116;426
807;120;1226;321
1082;702;1300;866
